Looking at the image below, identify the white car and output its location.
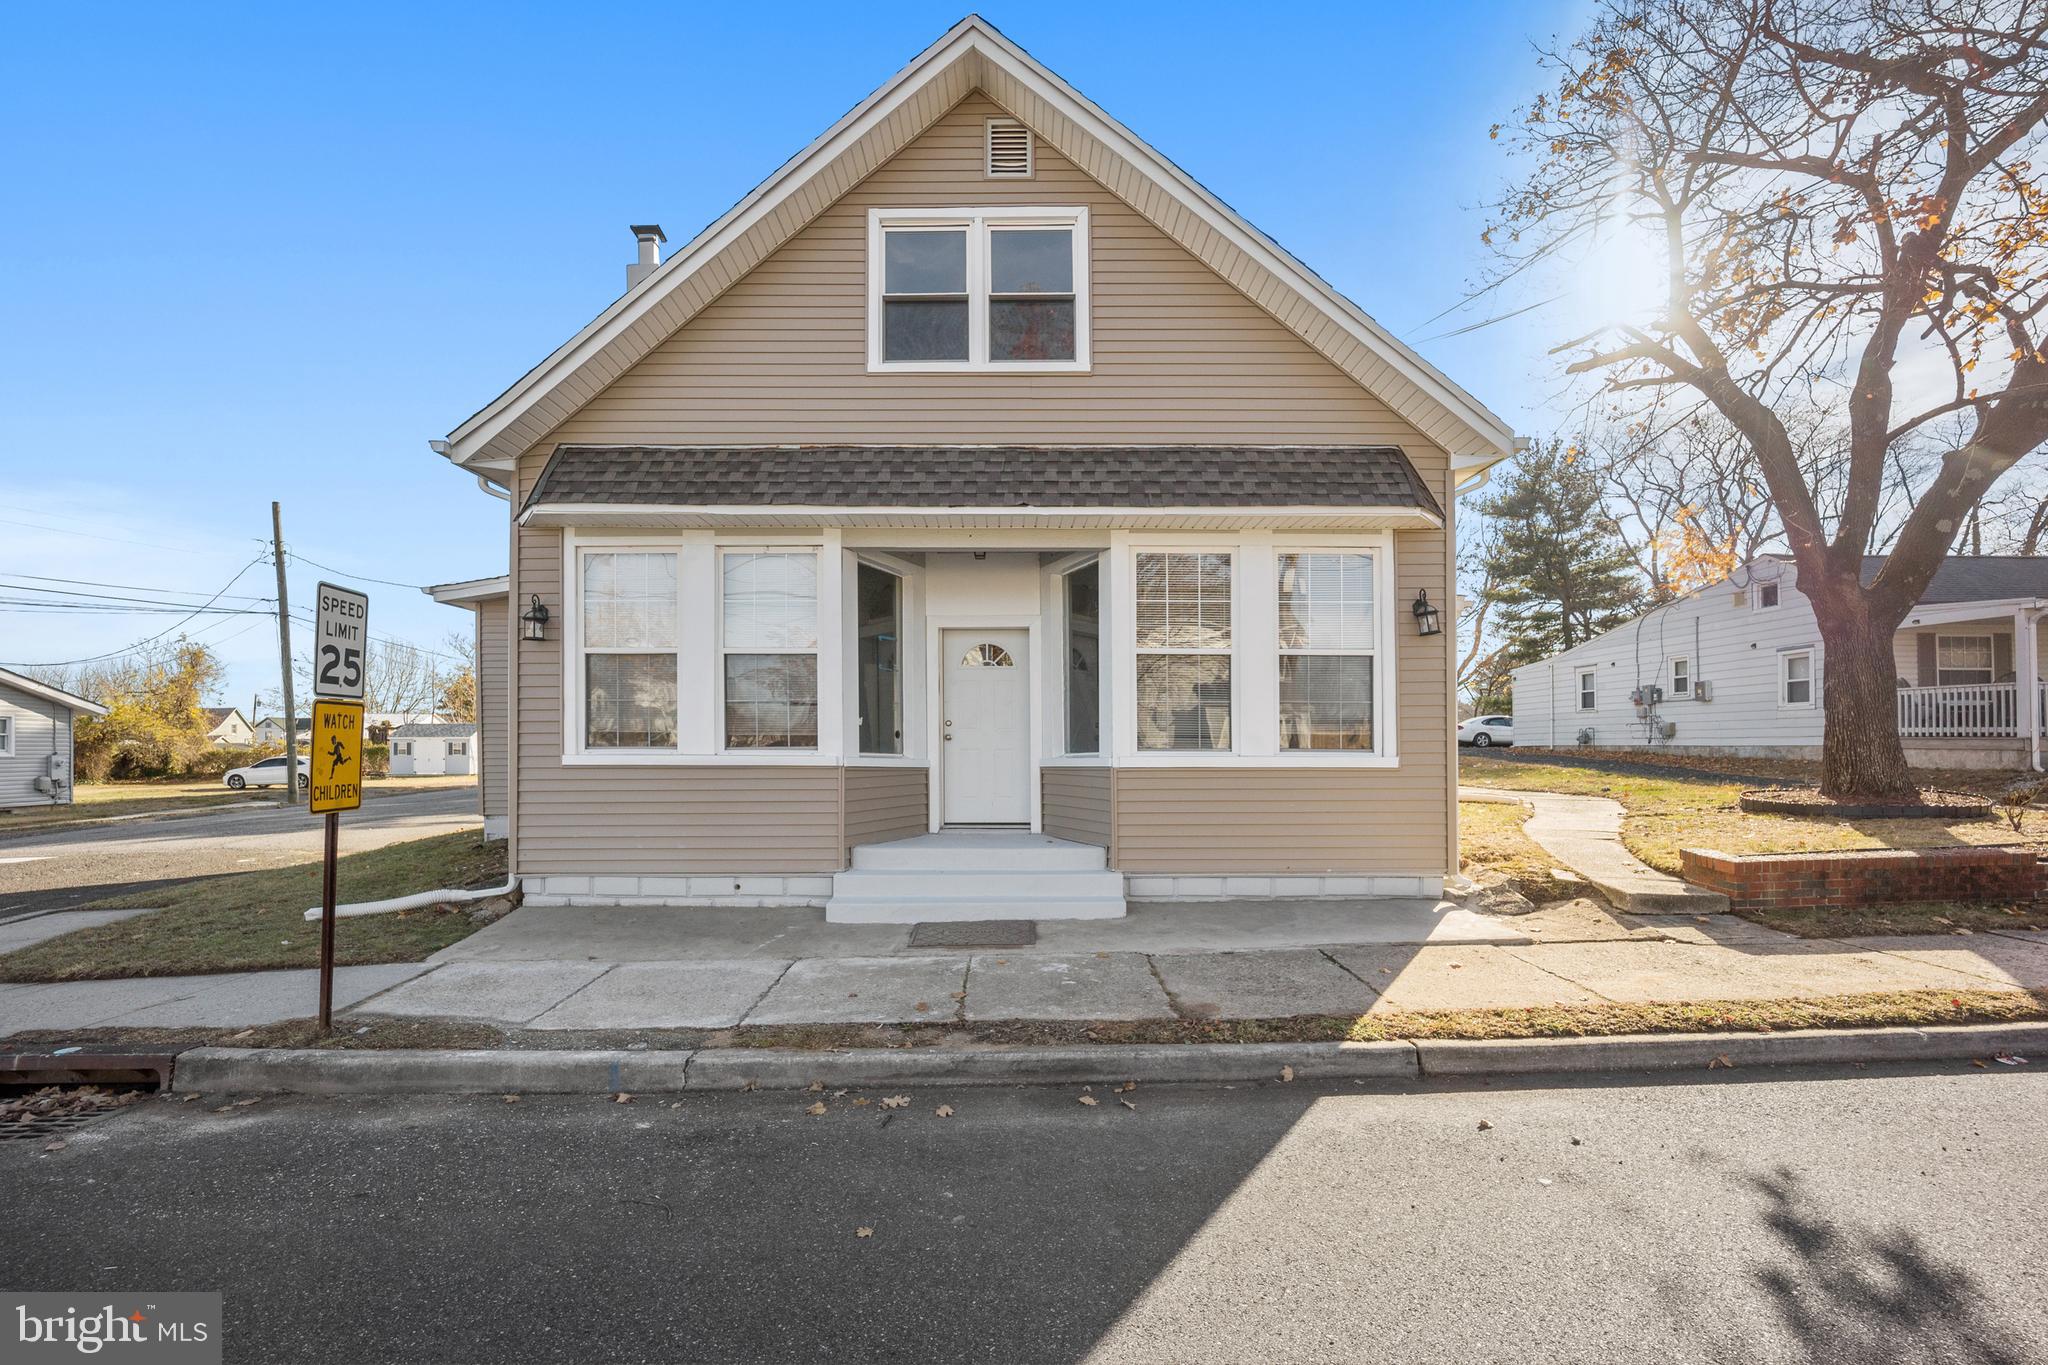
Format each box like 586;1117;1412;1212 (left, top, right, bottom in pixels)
224;755;309;790
1457;714;1515;747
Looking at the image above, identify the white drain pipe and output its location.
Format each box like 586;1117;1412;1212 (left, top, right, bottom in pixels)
302;877;520;922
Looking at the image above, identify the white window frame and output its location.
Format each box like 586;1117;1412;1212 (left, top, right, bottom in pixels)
1669;656;1691;697
1935;633;1997;686
447;739;468;756
0;714;13;758
1753;580;1781;611
1276;547;1385;756
853;557;908;759
718;546;824;754
1111;533;1398;769
1057;555;1105;759
866;205;1091;373
1578;669;1597;711
572;543;683;756
391;740;412;756
1779;648;1817;708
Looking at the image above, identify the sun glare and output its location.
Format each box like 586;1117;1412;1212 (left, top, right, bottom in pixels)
1572;221;1669;329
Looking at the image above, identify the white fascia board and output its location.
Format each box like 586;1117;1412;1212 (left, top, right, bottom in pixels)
425;575;511;605
439;17;1517;470
0;667;110;717
518;503;1443;528
1901;597;2047;627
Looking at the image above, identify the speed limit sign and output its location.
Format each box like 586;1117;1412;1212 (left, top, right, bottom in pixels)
312;581;369;701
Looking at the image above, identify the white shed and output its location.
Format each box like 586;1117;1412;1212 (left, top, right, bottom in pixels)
389;722;477;777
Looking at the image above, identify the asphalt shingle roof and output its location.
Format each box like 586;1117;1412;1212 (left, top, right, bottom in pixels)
522;445;1442;517
1860;555;2048;604
392;722;478;739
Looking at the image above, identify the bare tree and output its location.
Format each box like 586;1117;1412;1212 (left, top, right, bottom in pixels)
1491;0;2048;799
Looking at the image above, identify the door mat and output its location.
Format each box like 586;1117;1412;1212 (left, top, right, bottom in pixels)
907;920;1038;948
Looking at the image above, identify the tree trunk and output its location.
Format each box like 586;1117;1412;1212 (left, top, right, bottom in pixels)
1808;575;1917;803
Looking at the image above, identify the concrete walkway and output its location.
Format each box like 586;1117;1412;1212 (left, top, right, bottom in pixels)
5;901;2045;1037
1462;785;1731;912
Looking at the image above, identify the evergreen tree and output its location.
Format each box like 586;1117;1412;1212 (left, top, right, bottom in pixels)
1474;440;1642;658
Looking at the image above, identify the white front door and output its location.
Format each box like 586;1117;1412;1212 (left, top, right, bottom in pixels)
942;628;1031;825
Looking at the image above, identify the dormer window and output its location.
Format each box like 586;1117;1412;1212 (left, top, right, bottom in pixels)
868;207;1090;372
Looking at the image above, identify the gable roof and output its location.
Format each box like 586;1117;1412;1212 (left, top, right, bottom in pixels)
523;444;1443;518
0;666;110;717
201;706;246;728
1861;555;2048;605
438;16;1517;477
393;722;477;739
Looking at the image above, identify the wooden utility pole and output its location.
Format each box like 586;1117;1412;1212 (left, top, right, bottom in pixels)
271;501;300;804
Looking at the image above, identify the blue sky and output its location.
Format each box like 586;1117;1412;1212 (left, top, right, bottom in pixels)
1;1;1597;708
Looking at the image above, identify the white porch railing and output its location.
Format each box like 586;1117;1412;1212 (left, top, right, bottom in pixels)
1896;682;2020;738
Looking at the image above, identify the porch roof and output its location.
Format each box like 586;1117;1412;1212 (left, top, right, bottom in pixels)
521;444;1443;526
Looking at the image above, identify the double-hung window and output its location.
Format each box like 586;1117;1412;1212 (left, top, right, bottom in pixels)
1578;669;1597;711
1277;552;1376;750
0;714;12;757
1936;634;1996;686
1670;657;1691;697
580;550;679;749
870;207;1089;370
1780;649;1816;707
1135;552;1231;751
722;550;819;749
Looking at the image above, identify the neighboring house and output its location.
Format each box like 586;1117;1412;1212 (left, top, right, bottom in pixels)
0;666;109;809
1511;555;2048;770
389;722;480;777
429;19;1518;919
252;716;310;747
427;576;509;839
201;706;254;747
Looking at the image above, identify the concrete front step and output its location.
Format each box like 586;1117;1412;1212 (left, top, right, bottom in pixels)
826;869;1128;923
850;830;1107;872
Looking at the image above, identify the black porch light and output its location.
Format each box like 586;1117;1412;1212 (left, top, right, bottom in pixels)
1411;589;1442;637
521;593;551;642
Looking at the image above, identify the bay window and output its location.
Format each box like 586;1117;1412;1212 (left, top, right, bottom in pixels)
870;207;1089;370
1135;551;1231;751
1277;551;1376;750
722;550;819;749
580;550;679;749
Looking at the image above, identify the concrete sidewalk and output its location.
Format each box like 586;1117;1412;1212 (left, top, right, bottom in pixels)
4;901;2045;1038
1461;785;1731;912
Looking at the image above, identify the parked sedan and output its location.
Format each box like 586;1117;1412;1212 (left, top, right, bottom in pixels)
1457;714;1515;747
223;755;309;790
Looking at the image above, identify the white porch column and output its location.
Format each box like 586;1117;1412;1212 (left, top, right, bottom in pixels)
2020;604;2041;765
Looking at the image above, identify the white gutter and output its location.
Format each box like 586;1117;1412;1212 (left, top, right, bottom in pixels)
303;877;519;922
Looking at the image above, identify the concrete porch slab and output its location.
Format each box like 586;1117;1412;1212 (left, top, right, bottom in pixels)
1151;949;1378;1019
743;956;968;1025
525;960;793;1030
355;961;610;1026
962;952;1172;1021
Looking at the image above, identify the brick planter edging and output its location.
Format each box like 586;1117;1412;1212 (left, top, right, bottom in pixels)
1681;845;2040;912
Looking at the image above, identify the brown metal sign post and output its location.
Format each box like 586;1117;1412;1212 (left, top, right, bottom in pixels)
308;700;364;1033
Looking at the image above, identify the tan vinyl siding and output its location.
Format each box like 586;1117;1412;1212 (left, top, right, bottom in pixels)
1114;766;1448;875
1041;766;1111;847
476;596;509;822
526;96;1449;463
844;765;928;855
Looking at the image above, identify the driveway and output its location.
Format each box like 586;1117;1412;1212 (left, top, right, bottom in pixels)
0;786;481;921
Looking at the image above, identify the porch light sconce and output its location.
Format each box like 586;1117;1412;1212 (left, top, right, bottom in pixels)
520;593;551;642
1411;589;1442;637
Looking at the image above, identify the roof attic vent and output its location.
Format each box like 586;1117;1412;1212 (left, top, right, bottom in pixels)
985;118;1033;178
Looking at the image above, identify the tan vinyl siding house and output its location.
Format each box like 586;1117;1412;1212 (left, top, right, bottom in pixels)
434;19;1514;916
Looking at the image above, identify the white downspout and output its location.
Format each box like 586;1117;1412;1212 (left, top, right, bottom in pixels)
2022;604;2045;773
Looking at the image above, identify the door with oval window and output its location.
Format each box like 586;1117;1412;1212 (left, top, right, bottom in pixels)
941;628;1030;825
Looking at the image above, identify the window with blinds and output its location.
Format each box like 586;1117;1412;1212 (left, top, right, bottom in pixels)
1277;551;1375;751
1135;551;1232;750
722;551;820;749
580;551;679;749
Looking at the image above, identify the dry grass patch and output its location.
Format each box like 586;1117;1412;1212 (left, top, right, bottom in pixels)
1457;800;1577;902
1737;899;2048;937
0;831;506;983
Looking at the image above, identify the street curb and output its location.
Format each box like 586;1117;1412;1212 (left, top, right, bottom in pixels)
1412;1023;2048;1076
167;1024;2047;1095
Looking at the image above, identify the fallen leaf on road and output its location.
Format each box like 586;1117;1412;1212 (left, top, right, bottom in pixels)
740;1080;758;1092
934;1105;955;1118
1708;1055;1734;1070
880;1095;910;1109
1477;1119;1494;1131
1115;1081;1137;1093
614;1093;634;1104
806;1102;828;1116
1973;1058;1990;1068
502;1095;521;1104
41;1139;65;1153
1279;1065;1295;1083
1095;952;1110;959
1120;1099;1137;1111
856;1227;873;1238
1537;1178;1553;1187
852;1097;872;1107
233;1097;260;1108
1078;1095;1099;1107
949;991;967;1002
806;1081;824;1092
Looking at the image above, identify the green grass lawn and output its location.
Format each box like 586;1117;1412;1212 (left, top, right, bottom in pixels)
0;830;507;983
0;773;477;834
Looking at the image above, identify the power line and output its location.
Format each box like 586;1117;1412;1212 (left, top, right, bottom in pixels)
0;581;278;612
0;514;223;557
0;569;276;603
0;551;272;668
285;551;429;591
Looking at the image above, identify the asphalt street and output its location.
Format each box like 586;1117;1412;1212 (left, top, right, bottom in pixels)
7;1064;2043;1364
0;786;481;919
